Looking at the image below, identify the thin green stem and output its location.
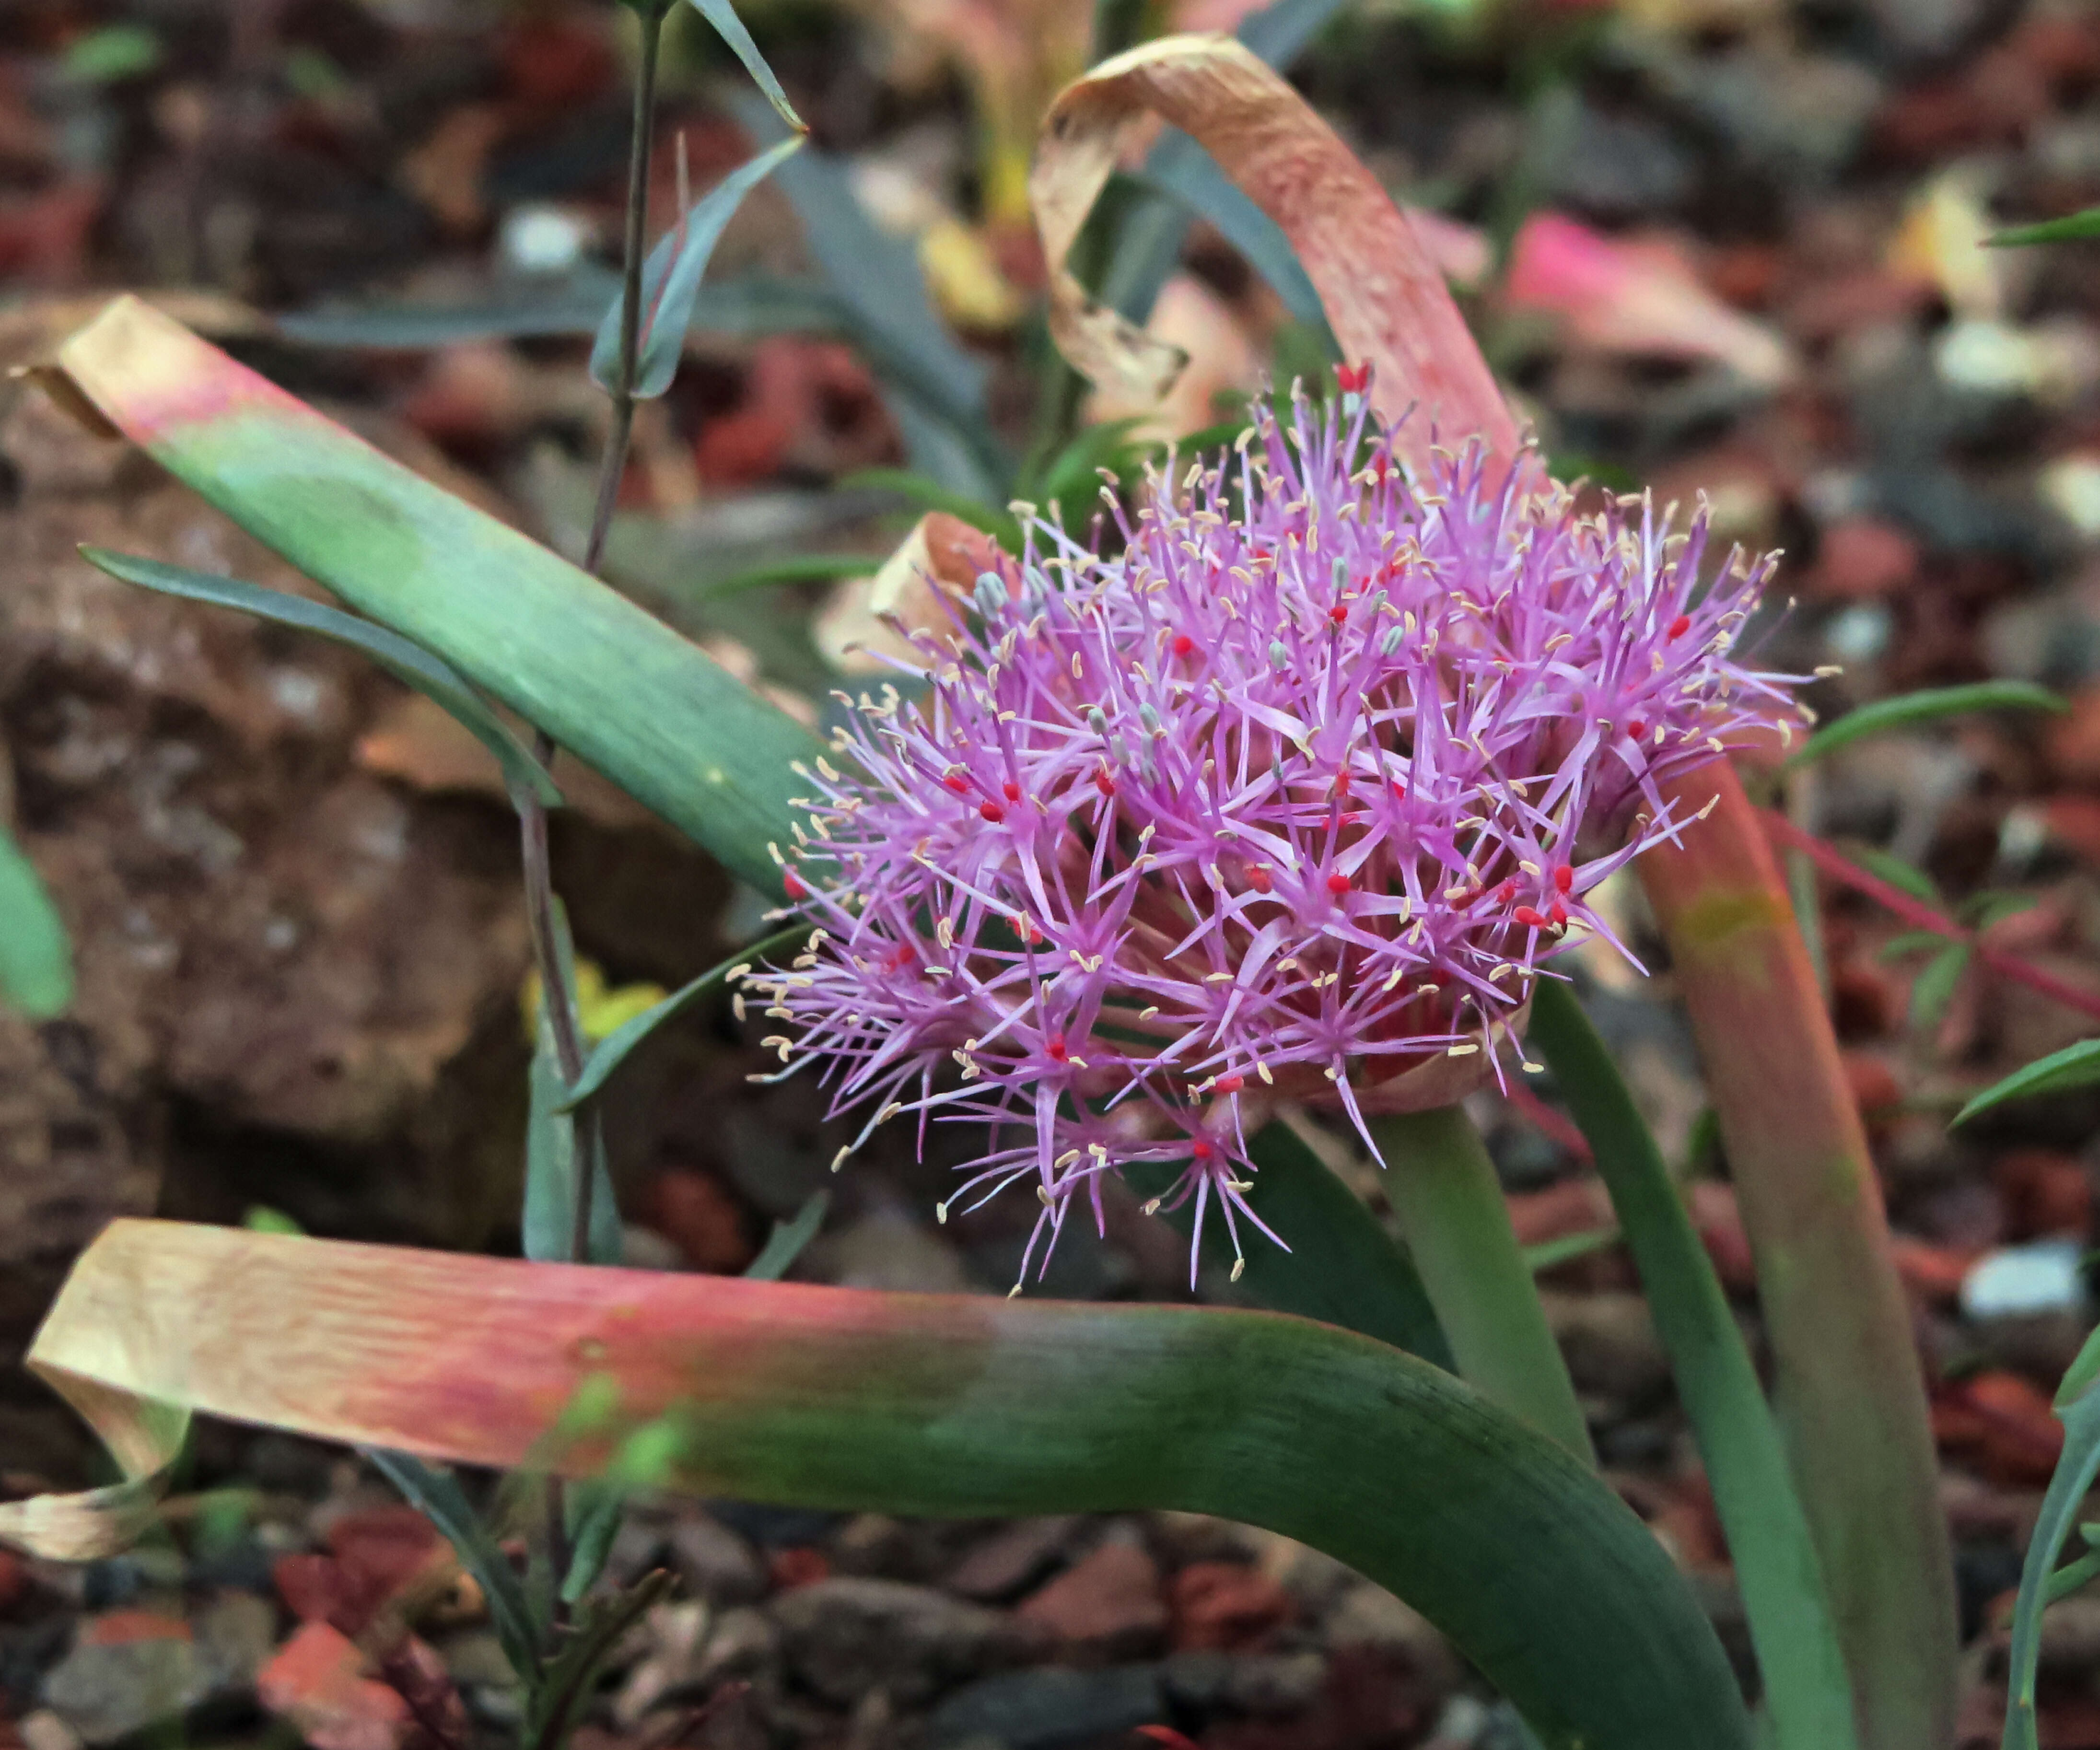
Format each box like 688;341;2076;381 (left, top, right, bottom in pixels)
1371;1105;1593;1463
1528;979;1860;1750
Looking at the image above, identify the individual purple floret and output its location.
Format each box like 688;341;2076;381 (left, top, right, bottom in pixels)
736;382;1803;1287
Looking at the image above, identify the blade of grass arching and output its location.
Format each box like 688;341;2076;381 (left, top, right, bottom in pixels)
1528;980;1858;1750
80;549;561;810
1784;681;2062;771
1637;765;1958;1750
682;0;804;131
1955;1040;2100;1127
523;903;621;1268
1131;1119;1453;1369
1372;1108;1592;1462
20;1220;1753;1750
53;299;822;896
743;1190;830;1283
2001;1328;2100;1750
0;820;72;1020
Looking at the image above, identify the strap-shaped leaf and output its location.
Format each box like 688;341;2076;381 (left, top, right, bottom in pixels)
19;1219;1754;1750
685;0;803;131
590;136;804;400
80;547;561;810
1955;1039;2100;1127
0;820;73;1019
54;301;823;894
2003;1332;2100;1750
743;1189;830;1282
1990;208;2100;248
1785;681;2063;770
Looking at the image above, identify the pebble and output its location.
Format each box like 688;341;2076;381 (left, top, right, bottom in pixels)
1014;1537;1166;1657
1322;1584;1461;1689
946;1517;1084;1601
1960;1237;2088;1319
667;1512;767;1606
1542;1291;1673;1402
692;1605;780;1689
923;1664;1167;1750
1168;1562;1293;1651
769;1577;1037;1705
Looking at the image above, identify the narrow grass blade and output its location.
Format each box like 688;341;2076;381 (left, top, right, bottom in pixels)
1989;208;2100;247
1955;1040;2100;1127
523;906;620;1267
1127;151;1331;335
743;1190;829;1282
19;1220;1755;1750
2002;1333;2100;1750
1785;681;2062;770
590;136;804;399
684;0;804;131
1910;943;1972;1032
365;1450;540;1681
55;300;822;894
81;547;561;810
0;821;72;1019
557;924;805;1114
1528;980;1860;1750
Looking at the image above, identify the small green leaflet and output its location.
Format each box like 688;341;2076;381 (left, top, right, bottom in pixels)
1845;843;1937;904
1785;680;2062;770
592;135;805;400
80;548;560;810
744;1190;830;1282
1954;1039;2100;1127
686;0;804;132
1989;208;2100;248
558;923;805;1112
0;821;73;1019
1909;942;1971;1032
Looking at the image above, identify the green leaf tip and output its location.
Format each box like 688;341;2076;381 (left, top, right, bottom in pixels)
1954;1038;2100;1128
1786;680;2063;770
0;820;74;1020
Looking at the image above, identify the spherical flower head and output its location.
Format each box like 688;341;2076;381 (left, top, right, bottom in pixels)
742;384;1802;1287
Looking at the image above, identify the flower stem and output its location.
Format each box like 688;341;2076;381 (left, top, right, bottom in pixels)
1528;979;1860;1750
1371;1105;1592;1463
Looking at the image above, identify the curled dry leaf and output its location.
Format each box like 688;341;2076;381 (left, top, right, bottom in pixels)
1029;32;1517;470
813;510;1001;672
1084;271;1263;443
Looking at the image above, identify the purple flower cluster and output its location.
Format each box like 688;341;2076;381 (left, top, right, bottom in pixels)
737;387;1800;1284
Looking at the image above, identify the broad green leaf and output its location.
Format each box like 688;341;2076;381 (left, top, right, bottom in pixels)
2002;1360;2100;1750
524;904;621;1267
0;821;73;1020
590;136;804;400
1786;681;2063;770
365;1449;540;1682
557;924;805;1113
744;1190;830;1282
1139;1119;1454;1371
1954;1039;2100;1127
1524;1225;1622;1274
685;0;805;131
1529;980;1860;1750
81;548;561;811
1910;942;1972;1032
56;300;822;895
28;1219;1758;1750
1990;209;2100;247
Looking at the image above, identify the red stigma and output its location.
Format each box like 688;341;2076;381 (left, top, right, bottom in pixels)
1341;811;1363;826
1668;614;1692;639
1335;362;1370;394
1391;779;1407;800
1495;880;1516;903
1171;633;1195;656
1329;603;1349;625
943;774;969;793
1551;901;1568;928
979;801;1006;823
1093;766;1116;796
782;869;808;901
1215;1074;1245;1094
1627;719;1646;741
1514;905;1547;929
1003;780;1021;802
1191;1138;1214;1160
1046;1034;1067;1062
1247;864;1273;894
1373;454;1390;486
1553;864;1574;894
1326;872;1351;896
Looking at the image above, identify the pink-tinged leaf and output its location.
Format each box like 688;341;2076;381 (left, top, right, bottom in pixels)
1504;214;1796;385
11;1220;1751;1750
